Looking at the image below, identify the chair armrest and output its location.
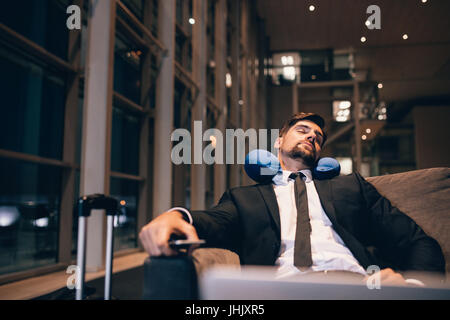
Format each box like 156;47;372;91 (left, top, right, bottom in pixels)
142;248;240;300
192;248;241;276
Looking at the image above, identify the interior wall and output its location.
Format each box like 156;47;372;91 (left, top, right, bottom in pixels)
268;85;293;131
413;106;450;169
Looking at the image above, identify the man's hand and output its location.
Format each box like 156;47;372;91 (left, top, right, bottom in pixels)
364;268;408;286
139;210;199;257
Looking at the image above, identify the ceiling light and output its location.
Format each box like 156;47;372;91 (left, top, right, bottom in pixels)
210;136;217;149
309;5;315;12
226;73;232;88
339;101;351;109
377;83;383;89
283;66;296;81
365;20;371;27
362;135;367;141
189;18;196;25
281;55;294;66
421;0;427;3
336;116;348;122
360;36;367;43
402;34;408;40
366;128;371;134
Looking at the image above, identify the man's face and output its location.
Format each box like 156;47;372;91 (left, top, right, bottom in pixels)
277;120;324;168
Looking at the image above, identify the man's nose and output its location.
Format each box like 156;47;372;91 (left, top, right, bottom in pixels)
306;132;316;143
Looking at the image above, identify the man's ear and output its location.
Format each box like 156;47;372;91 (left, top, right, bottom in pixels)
274;136;282;149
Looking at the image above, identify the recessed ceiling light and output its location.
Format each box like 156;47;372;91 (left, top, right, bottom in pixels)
366;128;372;134
210;135;217;149
402;34;408;40
339;101;352;109
421;0;427;3
365;20;371;27
189;18;196;25
360;36;367;43
309;5;315;12
378;83;383;89
226;73;232;88
362;135;367;141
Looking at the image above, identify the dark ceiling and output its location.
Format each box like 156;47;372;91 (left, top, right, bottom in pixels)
256;0;450;105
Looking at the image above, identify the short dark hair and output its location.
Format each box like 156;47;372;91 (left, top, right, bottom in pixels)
279;112;327;146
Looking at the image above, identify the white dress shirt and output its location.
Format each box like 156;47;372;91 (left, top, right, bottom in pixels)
272;169;367;278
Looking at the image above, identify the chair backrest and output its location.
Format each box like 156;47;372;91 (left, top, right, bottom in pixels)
366;168;450;277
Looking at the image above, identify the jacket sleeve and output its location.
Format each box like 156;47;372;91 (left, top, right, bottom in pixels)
354;172;445;278
190;190;242;251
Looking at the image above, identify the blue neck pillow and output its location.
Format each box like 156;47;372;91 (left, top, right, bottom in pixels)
244;149;341;183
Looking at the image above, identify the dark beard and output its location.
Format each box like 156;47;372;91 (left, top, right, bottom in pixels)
287;145;317;168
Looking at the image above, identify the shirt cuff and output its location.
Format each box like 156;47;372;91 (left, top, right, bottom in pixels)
405;278;426;287
168;207;193;225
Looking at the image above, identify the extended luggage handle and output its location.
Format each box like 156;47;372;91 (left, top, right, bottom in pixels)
78;194;119;217
76;194;120;300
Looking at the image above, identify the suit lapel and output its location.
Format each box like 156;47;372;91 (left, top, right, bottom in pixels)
313;178;338;226
256;183;281;237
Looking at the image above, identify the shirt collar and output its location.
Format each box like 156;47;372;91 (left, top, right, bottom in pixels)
272;169;313;185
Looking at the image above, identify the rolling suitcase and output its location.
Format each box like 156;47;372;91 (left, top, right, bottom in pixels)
76;194;119;300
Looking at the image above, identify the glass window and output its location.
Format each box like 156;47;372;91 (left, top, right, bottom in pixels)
0;0;70;60
300;50;332;82
332;53;352;81
187;42;193;73
174;0;192;72
175;30;186;66
121;0;145;22
114;33;144;105
206;0;215;98
176;0;183;25
207;0;215;57
0;158;61;275
205;107;216;208
111;106;141;176
150;0;159;37
149;54;158;109
172;80;192;208
110;177;139;251
0;43;66;160
75;84;84;166
271;52;301;85
71;170;80;260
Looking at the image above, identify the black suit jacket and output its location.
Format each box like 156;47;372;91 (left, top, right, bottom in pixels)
191;172;445;276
